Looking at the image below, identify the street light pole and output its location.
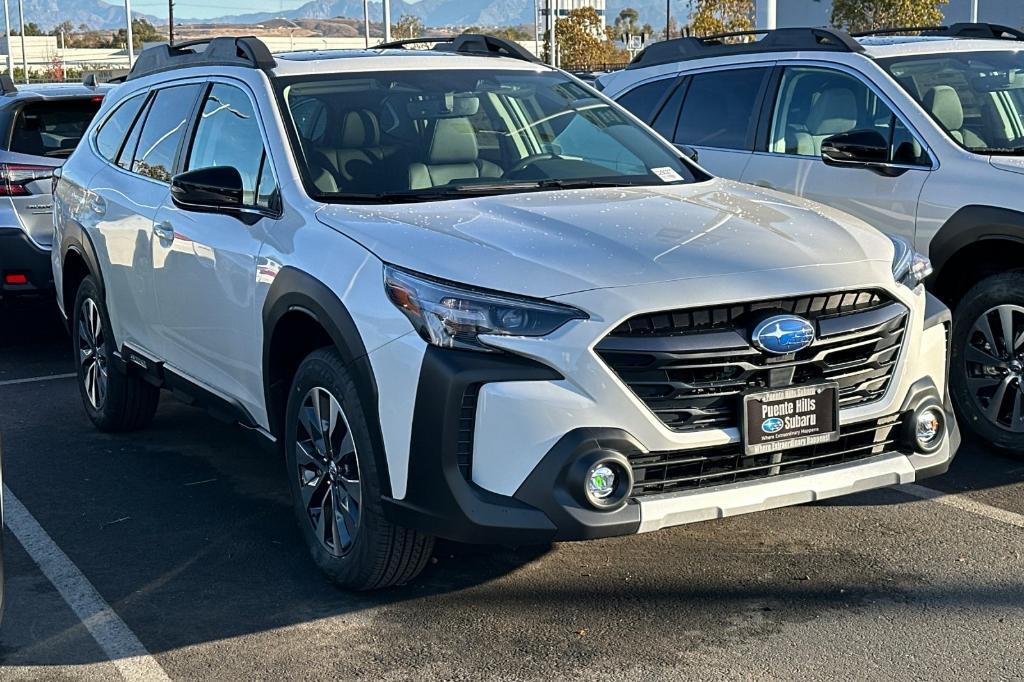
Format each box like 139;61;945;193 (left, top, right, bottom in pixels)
382;0;391;43
970;0;979;22
665;0;669;40
547;0;556;66
16;0;25;83
363;0;370;47
2;0;12;78
764;0;775;29
124;0;135;67
168;0;174;46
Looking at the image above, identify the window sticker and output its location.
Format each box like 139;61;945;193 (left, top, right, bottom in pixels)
651;166;684;183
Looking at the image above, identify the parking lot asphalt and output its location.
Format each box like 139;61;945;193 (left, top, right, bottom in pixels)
0;299;1022;681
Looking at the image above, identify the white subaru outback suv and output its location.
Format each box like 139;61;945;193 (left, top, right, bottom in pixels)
54;35;957;589
601;23;1024;452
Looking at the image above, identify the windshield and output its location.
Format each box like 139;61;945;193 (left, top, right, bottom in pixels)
880;50;1024;154
9;98;103;158
276;69;701;202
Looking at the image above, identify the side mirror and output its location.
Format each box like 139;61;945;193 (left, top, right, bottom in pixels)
171;166;244;213
821;130;904;176
675;143;699;164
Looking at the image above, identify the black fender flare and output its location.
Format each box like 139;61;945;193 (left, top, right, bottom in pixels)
262;266;392;497
930;205;1024;281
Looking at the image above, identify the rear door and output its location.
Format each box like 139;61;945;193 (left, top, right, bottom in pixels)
740;64;932;241
655;66;773;179
2;97;103;249
150;81;280;417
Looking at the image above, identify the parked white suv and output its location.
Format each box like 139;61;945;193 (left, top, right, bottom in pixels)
54;35;957;589
601;23;1024;451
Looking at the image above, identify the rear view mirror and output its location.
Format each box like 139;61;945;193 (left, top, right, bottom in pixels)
171;166;244;213
821;129;904;176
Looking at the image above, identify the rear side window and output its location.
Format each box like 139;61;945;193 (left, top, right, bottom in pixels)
9;98;103;158
95;93;146;163
616;78;675;123
675;68;770;150
130;84;202;183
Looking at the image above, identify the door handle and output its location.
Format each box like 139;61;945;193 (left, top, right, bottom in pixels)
153;221;174;242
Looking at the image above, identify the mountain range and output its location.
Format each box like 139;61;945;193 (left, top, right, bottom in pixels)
22;0;692;32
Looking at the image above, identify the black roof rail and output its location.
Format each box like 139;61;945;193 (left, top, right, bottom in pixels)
0;75;17;96
853;22;1024;41
126;36;276;81
82;73;99;87
375;33;541;63
627;27;863;70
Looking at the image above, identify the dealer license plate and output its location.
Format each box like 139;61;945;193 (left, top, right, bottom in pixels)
742;383;840;455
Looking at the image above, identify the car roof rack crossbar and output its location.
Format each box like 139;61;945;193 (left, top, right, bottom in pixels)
126;36;276;81
853;22;1024;41
627;27;863;70
0;75;17;96
375;33;541;63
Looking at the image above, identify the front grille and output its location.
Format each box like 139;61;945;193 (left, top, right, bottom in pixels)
629;415;902;497
596;290;908;432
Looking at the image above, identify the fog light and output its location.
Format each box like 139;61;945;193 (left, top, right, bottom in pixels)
587;463;616;500
914;406;945;453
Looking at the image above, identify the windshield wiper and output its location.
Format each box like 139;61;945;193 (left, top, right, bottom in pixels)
316;179;670;204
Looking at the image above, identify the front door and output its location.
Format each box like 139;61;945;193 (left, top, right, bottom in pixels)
741;65;931;243
151;82;280;419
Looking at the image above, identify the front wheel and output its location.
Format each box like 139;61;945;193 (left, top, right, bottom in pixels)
949;272;1024;452
284;347;433;590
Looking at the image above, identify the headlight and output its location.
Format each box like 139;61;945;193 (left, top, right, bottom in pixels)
889;236;932;289
384;266;587;352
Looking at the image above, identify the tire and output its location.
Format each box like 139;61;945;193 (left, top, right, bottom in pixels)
949;272;1024;453
284;347;434;590
72;276;160;432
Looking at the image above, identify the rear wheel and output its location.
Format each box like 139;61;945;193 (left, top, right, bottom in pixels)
950;272;1024;453
284;347;433;590
73;276;159;432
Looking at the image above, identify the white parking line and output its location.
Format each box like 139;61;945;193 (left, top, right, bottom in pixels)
900;483;1024;529
3;485;172;681
0;373;77;387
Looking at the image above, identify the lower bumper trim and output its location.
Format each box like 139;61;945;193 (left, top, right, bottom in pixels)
637;451;916;533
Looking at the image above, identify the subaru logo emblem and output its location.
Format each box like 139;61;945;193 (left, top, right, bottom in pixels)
761;417;784;434
751;315;815;355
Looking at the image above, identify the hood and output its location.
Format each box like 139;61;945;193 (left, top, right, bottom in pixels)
315;179;893;299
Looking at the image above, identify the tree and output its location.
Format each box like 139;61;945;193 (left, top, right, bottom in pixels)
831;0;948;33
615;7;641;36
391;14;424;40
111;18;163;50
554;7;624;68
688;0;753;36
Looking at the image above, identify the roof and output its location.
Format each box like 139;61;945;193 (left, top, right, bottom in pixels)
859;36;1024;59
0;81;113;103
270;49;547;77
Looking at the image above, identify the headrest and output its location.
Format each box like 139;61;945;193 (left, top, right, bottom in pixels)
339;110;380;148
427;117;479;165
806;88;857;136
924;85;964;131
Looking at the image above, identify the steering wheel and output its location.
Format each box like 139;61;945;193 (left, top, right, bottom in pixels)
504;153;557;178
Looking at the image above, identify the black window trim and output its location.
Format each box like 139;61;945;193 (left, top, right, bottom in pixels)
617;75;680;125
180;78;283;219
673;64;774;152
755;60;938;171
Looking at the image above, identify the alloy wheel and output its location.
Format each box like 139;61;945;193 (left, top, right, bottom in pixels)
78;298;108;410
964;304;1024;433
295;386;362;557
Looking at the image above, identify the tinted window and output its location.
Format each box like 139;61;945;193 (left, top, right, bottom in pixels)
187;84;277;209
651;81;686;139
768;67;928;165
95;93;145;163
11;98;103;157
675;68;769;150
131;84;202;182
616;78;675;123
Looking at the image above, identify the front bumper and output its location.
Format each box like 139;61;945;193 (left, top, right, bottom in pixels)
0;227;53;296
382;345;959;547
